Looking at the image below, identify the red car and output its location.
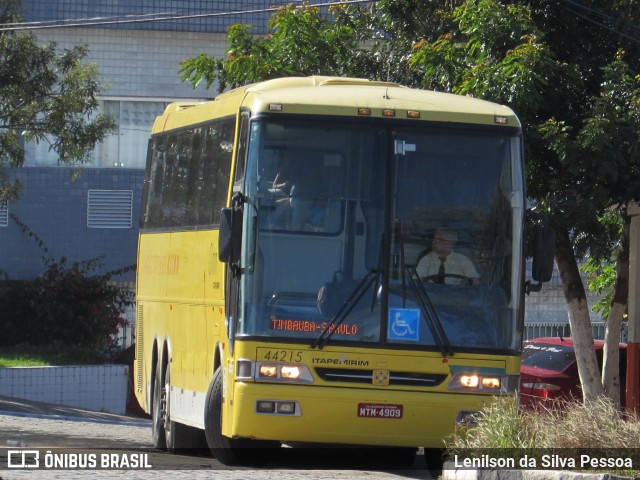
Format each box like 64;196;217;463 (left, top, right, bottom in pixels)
519;337;628;408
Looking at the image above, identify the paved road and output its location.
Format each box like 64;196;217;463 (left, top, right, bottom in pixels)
0;396;432;480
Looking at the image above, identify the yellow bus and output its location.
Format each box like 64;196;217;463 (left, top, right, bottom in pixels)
134;76;548;468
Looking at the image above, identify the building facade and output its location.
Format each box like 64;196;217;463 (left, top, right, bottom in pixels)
2;0;291;281
1;0;599;330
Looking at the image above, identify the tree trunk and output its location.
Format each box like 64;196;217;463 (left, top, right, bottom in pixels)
602;211;630;408
554;227;604;402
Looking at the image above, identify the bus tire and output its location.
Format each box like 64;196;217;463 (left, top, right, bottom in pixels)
386;447;417;467
424;448;444;477
204;367;275;466
152;357;167;450
163;363;178;452
163;363;207;453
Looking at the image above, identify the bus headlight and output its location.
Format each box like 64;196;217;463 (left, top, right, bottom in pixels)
448;373;517;392
460;374;480;388
255;363;314;383
280;365;301;379
482;377;501;389
259;365;278;378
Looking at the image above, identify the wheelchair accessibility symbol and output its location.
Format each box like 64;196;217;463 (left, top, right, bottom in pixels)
388;308;420;341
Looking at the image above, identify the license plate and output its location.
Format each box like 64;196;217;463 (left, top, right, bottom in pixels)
357;403;403;419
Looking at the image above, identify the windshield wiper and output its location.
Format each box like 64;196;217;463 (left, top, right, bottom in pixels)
403;265;454;357
311;269;379;349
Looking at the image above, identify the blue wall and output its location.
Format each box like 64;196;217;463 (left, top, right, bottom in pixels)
1;168;143;281
20;0;291;34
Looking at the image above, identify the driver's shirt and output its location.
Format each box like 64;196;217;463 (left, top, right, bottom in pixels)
416;251;479;285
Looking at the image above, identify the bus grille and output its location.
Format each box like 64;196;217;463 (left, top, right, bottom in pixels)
314;368;448;387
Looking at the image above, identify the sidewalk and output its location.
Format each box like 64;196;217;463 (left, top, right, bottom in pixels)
0;395;148;426
0;395;636;480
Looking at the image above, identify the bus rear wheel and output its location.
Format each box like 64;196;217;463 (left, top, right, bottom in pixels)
163;363;177;451
163;363;207;453
152;358;167;450
204;367;277;466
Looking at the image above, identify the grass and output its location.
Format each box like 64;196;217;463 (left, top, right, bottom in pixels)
447;395;640;476
0;343;112;367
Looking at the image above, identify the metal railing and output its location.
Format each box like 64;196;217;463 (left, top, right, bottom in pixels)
112;302;136;350
524;322;628;343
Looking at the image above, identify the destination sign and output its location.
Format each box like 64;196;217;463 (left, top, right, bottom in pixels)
270;318;359;335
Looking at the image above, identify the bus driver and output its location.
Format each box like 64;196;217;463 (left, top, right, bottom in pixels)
416;228;480;285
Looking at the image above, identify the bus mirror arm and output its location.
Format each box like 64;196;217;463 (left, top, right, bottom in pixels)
219;194;244;265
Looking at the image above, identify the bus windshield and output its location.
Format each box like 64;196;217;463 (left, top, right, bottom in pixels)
237;116;524;353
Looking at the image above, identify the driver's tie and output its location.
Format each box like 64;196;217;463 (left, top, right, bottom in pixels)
436;257;446;284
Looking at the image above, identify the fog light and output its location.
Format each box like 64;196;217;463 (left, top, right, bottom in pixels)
455;410;479;427
276;402;296;414
257;401;275;413
259;365;277;378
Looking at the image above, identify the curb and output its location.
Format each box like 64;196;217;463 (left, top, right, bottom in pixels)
443;463;635;480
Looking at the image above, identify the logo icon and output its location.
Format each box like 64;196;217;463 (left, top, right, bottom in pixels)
388;308;420;341
373;369;390;386
7;450;40;469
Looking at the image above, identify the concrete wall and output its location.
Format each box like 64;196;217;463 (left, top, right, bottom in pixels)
0;167;143;281
0;365;129;415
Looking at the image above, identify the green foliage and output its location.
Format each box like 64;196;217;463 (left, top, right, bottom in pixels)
0;215;134;355
179;1;640;307
180;4;365;93
0;1;115;202
449;396;540;450
411;0;558;118
449;395;640;468
581;258;618;322
580;210;624;319
0;342;109;366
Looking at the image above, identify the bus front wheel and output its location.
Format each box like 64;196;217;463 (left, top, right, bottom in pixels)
424;448;444;477
204;367;275;466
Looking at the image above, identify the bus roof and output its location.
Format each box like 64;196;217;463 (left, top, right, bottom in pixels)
152;76;520;134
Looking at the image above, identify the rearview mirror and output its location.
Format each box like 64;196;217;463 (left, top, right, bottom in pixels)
532;221;555;283
219;201;242;264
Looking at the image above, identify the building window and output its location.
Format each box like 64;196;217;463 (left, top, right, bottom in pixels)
96;101;168;169
24;100;168;169
0;202;7;227
87;190;133;228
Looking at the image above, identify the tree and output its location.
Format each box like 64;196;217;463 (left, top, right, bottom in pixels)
180;0;640;404
540;52;640;405
0;0;115;202
179;4;368;92
408;0;640;404
581;211;628;407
